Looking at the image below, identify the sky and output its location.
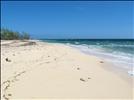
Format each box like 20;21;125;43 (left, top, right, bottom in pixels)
1;1;134;39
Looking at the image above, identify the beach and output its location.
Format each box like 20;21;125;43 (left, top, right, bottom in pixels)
1;40;133;100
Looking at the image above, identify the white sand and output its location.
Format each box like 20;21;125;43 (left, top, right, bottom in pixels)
1;40;133;100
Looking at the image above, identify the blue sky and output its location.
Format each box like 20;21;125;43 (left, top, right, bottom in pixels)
1;1;134;39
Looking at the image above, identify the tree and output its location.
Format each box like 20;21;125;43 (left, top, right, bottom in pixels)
21;32;30;39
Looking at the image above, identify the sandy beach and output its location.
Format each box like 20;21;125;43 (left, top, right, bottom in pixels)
1;40;133;100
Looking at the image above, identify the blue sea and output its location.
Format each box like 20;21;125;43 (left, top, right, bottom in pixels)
41;39;134;76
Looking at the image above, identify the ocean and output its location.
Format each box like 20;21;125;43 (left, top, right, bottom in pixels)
41;39;134;76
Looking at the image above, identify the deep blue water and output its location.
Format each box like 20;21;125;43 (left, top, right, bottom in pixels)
41;39;134;76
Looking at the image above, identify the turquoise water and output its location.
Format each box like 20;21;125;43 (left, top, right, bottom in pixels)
41;39;134;76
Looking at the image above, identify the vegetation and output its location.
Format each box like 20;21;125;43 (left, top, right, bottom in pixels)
0;28;30;40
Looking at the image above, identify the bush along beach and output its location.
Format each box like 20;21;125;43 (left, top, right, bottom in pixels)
0;28;30;40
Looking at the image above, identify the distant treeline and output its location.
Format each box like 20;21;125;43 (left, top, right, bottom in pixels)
0;28;30;40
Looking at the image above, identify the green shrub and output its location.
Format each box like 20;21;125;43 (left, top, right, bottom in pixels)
0;28;30;40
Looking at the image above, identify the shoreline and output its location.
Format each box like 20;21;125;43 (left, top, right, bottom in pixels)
58;42;133;84
1;40;133;100
41;40;133;78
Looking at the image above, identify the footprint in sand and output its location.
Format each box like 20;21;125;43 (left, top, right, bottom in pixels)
100;61;104;63
2;71;26;100
8;94;12;96
80;78;86;82
80;77;91;82
77;67;80;70
3;94;9;100
88;77;91;79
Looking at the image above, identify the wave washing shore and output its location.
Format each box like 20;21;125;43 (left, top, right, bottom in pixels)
42;39;134;76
